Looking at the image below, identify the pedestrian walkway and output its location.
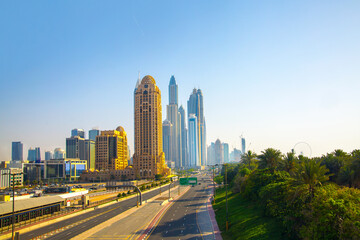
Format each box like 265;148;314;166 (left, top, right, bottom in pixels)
73;185;189;240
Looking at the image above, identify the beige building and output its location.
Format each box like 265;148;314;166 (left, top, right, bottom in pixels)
133;75;170;178
95;126;129;171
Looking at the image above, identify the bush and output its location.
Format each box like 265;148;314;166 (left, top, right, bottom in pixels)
122;192;126;197
127;190;131;194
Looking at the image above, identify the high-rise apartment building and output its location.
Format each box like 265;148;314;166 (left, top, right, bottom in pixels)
207;142;215;165
222;143;229;163
162;119;172;162
85;139;95;170
166;75;182;168
89;129;100;141
71;128;85;138
188;114;199;167
66;136;85;160
12;141;23;161
178;105;188;167
95;127;128;170
45;151;53;160
187;88;206;166
133;75;169;178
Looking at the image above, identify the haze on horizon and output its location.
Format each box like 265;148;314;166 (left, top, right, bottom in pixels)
1;0;359;161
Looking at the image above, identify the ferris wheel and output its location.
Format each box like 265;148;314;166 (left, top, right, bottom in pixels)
293;142;312;158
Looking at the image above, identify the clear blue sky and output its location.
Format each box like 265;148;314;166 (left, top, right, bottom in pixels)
1;0;359;160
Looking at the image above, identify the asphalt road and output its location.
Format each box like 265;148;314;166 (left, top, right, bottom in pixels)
20;182;178;240
148;175;213;240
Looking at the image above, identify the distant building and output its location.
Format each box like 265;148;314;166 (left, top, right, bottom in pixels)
54;148;66;159
95;126;128;171
66;136;85;160
241;138;246;154
85;140;95;170
89;129;100;141
179;105;188;168
222;143;229;163
12;141;23;161
71;128;85;138
214;139;224;165
27;147;41;162
230;148;242;162
188;114;199;167
166;75;181;168
187;88;206;166
162;119;172;162
133;75;170;178
45;151;53;160
1;168;23;187
207;142;215;165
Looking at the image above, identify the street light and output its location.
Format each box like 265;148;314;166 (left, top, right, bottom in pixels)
224;163;229;231
3;171;23;240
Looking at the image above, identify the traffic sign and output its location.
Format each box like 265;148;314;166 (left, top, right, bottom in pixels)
179;177;198;185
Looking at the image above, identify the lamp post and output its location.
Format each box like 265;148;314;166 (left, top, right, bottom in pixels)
3;171;23;240
224;164;229;231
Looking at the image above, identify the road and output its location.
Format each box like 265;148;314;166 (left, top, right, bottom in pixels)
147;175;214;240
20;182;178;240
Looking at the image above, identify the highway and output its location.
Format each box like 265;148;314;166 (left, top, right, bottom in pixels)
20;182;178;240
147;175;214;240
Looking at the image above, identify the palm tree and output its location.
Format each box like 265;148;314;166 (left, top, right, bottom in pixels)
281;152;297;175
258;148;283;171
293;158;331;197
241;150;257;168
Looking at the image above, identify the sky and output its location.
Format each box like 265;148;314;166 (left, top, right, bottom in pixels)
1;0;360;160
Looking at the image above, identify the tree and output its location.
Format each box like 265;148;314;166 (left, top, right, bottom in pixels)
293;158;331;197
155;174;163;181
280;152;297;175
241;150;257;168
258;148;283;171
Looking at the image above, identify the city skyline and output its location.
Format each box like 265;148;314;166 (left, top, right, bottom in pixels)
1;1;360;161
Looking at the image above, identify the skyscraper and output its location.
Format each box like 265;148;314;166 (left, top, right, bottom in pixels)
45;151;53;160
188;114;199;167
27;148;36;161
89;128;100;141
187;88;206;165
133;75;169;178
66;136;85;160
222;143;229;163
241;138;246;154
166;75;182;168
12;141;23;161
71;128;85;138
95;127;128;170
214;139;224;165
35;147;41;161
162;119;172;162
179;105;188;167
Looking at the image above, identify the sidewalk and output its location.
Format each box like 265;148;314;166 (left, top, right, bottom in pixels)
73;185;190;240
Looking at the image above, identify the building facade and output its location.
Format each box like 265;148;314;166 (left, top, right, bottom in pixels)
214;139;224;165
45;151;53;160
162;119;172;162
27;147;41;162
54;148;66;159
95;127;128;171
188;114;199;167
85;139;95;170
133;75;170;178
178;105;188;168
71;128;85;138
12;141;23;161
187;88;206;166
222;143;229;163
241;138;246;154
66;136;85;160
89;129;100;141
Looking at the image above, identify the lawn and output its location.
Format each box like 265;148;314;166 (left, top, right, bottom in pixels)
213;187;286;240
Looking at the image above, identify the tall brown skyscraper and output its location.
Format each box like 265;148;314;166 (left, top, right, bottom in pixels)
133;75;170;178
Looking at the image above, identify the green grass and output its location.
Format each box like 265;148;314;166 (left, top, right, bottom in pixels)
213;187;285;240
